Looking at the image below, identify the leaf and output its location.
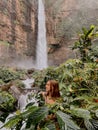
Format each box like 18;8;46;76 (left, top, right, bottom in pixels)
82;27;88;35
94;32;98;37
20;106;38;120
85;27;94;39
70;108;91;119
84;119;98;130
41;127;49;130
26;107;49;128
1;106;38;129
1;115;22;129
46;123;56;130
95;110;98;117
56;111;80;130
90;119;98;130
84;119;95;130
72;42;80;49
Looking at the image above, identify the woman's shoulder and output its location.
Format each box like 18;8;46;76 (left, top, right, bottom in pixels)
45;96;55;105
46;96;62;105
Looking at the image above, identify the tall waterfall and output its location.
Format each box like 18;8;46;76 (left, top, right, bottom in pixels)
36;0;48;70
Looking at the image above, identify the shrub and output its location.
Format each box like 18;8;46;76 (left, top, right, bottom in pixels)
0;91;16;112
0;67;20;83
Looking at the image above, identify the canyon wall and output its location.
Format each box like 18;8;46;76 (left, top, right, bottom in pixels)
0;0;98;68
0;0;38;68
45;0;98;65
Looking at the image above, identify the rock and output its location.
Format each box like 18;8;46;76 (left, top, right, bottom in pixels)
27;68;35;75
9;85;21;100
0;82;13;91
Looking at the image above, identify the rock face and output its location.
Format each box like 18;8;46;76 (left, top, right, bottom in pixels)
0;0;98;67
0;0;38;68
45;0;98;65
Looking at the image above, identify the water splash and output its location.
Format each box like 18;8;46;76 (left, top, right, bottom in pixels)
36;0;48;70
22;78;34;89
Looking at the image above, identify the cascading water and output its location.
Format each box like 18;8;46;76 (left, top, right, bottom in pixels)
18;78;37;110
36;0;48;70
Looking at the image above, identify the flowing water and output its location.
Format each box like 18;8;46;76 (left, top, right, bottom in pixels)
22;78;34;89
0;78;37;130
36;0;48;70
18;78;38;110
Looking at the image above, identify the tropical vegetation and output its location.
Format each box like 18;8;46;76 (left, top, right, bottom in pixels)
0;25;98;130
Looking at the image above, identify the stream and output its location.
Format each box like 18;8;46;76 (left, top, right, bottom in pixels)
18;78;38;110
0;78;39;130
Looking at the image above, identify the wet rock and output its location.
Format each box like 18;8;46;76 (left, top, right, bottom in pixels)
9;85;21;100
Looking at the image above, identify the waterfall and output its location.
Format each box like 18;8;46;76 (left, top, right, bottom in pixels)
36;0;48;70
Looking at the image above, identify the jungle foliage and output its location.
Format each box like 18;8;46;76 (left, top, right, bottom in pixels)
0;26;98;130
72;25;98;62
0;91;16;122
0;67;26;84
1;61;98;130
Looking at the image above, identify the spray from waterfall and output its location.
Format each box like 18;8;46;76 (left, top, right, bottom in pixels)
36;0;48;70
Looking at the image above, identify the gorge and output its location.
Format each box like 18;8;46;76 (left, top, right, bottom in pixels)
0;0;98;68
0;1;98;129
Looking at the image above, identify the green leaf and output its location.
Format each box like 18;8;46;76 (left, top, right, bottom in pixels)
84;119;98;130
41;127;49;130
56;111;80;130
1;106;38;129
95;110;98;117
84;119;95;130
94;32;98;37
26;107;49;128
82;27;88;35
70;108;91;119
1;115;22;129
85;27;94;39
46;123;56;130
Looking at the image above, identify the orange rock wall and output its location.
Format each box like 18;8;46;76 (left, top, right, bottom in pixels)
0;0;98;67
0;0;37;59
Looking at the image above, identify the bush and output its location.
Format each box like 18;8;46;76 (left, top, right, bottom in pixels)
0;91;16;112
72;25;98;62
0;67;20;83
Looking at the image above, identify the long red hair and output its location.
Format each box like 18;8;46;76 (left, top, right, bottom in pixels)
47;80;60;98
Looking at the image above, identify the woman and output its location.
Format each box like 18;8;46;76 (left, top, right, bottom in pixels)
41;80;61;130
42;80;60;105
